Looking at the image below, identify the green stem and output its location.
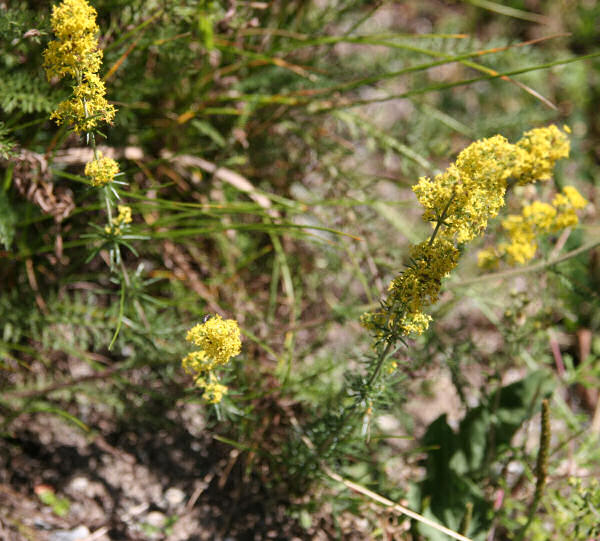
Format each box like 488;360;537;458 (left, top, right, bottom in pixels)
516;399;550;541
428;193;455;246
108;276;126;350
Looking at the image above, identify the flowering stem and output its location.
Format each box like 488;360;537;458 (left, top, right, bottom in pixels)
428;193;455;246
365;313;402;388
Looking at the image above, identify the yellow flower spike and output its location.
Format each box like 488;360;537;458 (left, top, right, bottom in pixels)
368;126;572;340
487;184;586;266
399;311;433;336
361;239;458;337
84;151;119;187
551;185;588;231
43;0;102;80
182;350;218;374
413;135;525;244
44;0;117;132
388;239;460;313
500;215;538;265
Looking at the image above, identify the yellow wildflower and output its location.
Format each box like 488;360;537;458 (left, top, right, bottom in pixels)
114;205;132;226
51;75;116;132
103;205;132;236
373;126;572;339
414;136;524;244
182;315;241;403
522;201;556;232
85;152;119;186
186;314;242;367
480;185;587;267
362;240;458;337
514;125;570;184
388;240;460;313
43;0;116;132
561;186;588;209
195;373;228;404
499;215;537;265
43;0;102;80
399;311;433;336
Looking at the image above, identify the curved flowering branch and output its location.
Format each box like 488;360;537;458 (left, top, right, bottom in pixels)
362;125;572;344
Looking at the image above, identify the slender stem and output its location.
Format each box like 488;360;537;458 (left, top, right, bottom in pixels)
453;238;600;287
108;277;126;350
104;186;113;224
429;193;455;246
365;317;400;388
516;399;550;541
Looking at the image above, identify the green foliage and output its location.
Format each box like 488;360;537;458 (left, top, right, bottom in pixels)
412;372;554;540
1;1;599;539
0;188;17;248
0;71;59;115
36;487;70;517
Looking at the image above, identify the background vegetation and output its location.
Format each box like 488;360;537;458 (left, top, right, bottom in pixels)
1;1;599;539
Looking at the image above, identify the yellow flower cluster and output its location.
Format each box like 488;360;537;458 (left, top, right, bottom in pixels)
363;125;571;339
104;205;132;236
85;151;119;186
43;0;116;133
479;185;588;266
182;315;242;404
513;124;571;185
413;127;570;244
361;240;459;336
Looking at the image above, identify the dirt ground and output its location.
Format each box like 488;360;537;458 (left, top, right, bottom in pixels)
0;404;316;541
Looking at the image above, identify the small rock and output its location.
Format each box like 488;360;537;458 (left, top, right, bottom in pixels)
164;487;185;507
145;511;166;528
68;476;89;494
49;525;90;541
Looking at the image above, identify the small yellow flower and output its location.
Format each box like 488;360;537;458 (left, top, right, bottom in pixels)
500;215;537;265
561;186;587;210
182;315;242;403
522;201;556;232
51;75;116;132
483;185;586;267
399;311;433;336
362;239;458;337
104;225;121;236
85;152;119;186
186;314;242;367
114;205;132;226
182;349;217;373
514;125;570;184
195;373;228;404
